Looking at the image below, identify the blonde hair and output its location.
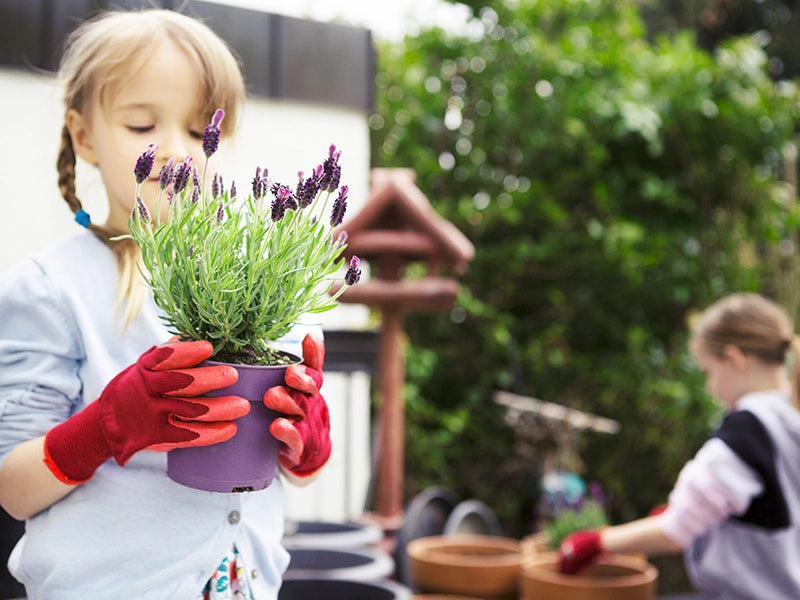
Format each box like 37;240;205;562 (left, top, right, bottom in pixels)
690;293;800;410
56;8;246;327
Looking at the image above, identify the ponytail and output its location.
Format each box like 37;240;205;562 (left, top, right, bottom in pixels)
56;124;145;330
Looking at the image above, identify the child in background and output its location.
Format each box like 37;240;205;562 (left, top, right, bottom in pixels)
0;9;331;599
559;293;800;600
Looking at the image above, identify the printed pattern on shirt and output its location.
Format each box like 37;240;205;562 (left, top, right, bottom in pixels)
199;546;254;600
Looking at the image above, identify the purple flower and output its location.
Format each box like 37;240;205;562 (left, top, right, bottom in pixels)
230;181;237;199
134;144;158;184
319;144;342;192
271;185;292;221
134;196;151;222
188;243;195;257
334;231;349;248
344;256;361;286
202;109;224;157
330;185;348;226
191;186;200;204
216;201;225;223
271;197;286;222
172;157;194;194
212;173;224;199
252;167;269;199
158;157;176;190
272;183;297;210
295;170;321;208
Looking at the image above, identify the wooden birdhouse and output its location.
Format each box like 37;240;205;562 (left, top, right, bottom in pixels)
332;168;475;525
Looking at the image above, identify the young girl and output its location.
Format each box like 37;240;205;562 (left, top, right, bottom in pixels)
559;292;800;599
0;9;331;599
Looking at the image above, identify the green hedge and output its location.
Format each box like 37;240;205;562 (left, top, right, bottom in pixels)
370;0;800;537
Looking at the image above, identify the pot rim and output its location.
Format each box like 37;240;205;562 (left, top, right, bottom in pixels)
407;534;521;568
520;552;658;588
203;352;302;371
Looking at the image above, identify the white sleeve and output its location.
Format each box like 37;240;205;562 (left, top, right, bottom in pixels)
658;438;763;548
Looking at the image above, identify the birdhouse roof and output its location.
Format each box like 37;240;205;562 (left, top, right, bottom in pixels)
337;168;475;273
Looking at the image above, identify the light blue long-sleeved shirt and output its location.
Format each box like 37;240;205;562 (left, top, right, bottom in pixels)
0;231;315;600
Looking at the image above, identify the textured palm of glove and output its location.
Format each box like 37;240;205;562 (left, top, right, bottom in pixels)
262;334;332;477
44;340;250;484
558;530;604;574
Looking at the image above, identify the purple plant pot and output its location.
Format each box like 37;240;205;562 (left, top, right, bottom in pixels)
167;354;301;493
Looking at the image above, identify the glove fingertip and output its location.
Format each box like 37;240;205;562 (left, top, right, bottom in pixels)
150;340;214;370
301;334;325;370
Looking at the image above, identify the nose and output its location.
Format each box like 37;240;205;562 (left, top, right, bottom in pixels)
156;127;191;167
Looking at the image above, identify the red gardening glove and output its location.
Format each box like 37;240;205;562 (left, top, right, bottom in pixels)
558;530;604;574
44;339;250;484
649;503;668;516
263;334;331;478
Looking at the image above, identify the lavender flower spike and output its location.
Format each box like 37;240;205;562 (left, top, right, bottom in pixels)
134;144;159;184
320;144;342;192
158;157;176;190
345;256;361;286
202;109;225;157
172;156;194;194
135;196;151;222
330;185;348;226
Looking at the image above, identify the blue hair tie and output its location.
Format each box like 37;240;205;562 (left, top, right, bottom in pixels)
75;209;91;228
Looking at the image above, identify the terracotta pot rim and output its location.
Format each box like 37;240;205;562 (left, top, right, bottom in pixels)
407;534;521;568
520;552;658;588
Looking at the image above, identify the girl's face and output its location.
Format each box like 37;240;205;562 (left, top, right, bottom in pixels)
693;346;746;410
67;38;207;232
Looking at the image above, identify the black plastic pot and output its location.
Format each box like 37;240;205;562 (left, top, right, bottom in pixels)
284;547;394;581
395;486;460;586
442;499;502;537
279;578;411;600
283;520;383;549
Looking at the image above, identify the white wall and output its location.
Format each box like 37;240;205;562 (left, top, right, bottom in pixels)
0;66;373;522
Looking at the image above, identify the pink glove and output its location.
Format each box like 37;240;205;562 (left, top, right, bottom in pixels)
558;530;604;574
263;334;331;478
44;340;249;484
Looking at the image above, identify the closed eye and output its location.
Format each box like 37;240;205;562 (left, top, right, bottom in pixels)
127;125;154;134
189;129;204;140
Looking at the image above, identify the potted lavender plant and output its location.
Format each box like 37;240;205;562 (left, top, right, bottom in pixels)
126;109;361;492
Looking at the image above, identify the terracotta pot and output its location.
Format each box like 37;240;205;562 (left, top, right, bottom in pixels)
407;534;521;599
167;355;300;492
519;551;658;600
521;532;551;557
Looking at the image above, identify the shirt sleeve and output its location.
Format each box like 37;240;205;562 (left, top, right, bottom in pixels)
658;437;764;548
0;258;84;468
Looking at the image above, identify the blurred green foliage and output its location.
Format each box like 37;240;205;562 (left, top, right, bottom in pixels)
370;0;800;541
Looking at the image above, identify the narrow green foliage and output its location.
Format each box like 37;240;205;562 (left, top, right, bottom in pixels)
126;120;359;360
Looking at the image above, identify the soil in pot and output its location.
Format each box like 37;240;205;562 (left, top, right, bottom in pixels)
407;534;521;600
519;551;658;600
